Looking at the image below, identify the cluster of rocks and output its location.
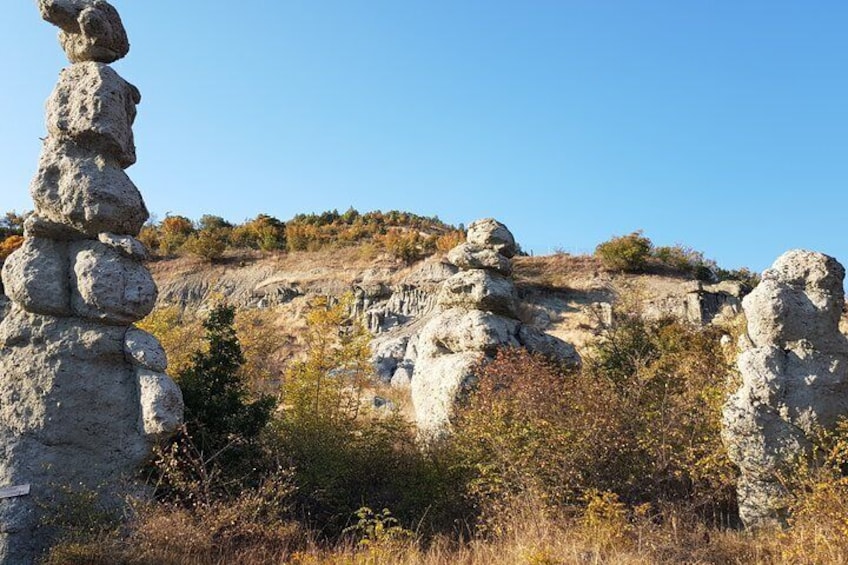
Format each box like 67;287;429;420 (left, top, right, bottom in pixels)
0;2;183;562
722;250;848;528
410;219;580;439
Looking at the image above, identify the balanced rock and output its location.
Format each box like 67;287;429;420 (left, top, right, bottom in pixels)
466;218;517;258
447;243;512;275
70;240;157;325
38;0;130;64
437;269;518;317
46;62;140;167
412;219;579;439
0;4;182;561
722;250;848;528
31;141;147;237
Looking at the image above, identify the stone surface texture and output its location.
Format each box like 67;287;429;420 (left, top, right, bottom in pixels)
38;0;130;64
411;219;580;439
0;4;182;562
722;249;848;528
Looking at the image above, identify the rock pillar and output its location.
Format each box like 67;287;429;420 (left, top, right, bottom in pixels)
0;2;183;562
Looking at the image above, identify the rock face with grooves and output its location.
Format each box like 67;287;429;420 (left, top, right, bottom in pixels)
0;3;183;562
722;250;848;528
411;219;580;440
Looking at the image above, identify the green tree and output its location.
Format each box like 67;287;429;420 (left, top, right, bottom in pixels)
178;303;275;457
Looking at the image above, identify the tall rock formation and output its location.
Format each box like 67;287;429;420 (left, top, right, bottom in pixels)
0;2;183;562
411;219;580;439
722;250;848;528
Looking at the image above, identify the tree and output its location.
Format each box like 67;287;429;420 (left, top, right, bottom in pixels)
178;303;275;457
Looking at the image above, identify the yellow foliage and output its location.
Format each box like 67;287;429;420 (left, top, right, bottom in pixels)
0;235;24;262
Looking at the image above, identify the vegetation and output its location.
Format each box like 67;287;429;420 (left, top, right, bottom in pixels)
45;294;848;563
134;208;464;263
595;230;760;286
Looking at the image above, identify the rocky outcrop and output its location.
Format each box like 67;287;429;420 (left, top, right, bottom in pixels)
0;4;182;562
722;250;848;528
411;219;580;439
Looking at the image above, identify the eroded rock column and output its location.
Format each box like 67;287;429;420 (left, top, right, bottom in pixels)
411;219;580;440
722;250;848;528
0;2;183;562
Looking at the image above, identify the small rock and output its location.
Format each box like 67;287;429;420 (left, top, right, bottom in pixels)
124;327;167;372
466;218;517;258
137;369;184;440
447;243;513;275
38;0;130;63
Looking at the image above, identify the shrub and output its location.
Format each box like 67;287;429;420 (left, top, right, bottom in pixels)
453;312;737;532
595;231;652;272
0;234;24;262
271;296;467;536
182;228;228;261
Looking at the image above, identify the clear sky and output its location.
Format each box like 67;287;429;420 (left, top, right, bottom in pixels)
2;1;847;273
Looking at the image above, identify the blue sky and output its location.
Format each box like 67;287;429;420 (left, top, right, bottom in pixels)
2;1;847;272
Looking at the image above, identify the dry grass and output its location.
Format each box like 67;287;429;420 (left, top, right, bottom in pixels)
50;497;848;565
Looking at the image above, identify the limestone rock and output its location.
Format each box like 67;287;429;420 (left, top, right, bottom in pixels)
70;240;157;324
417;308;520;358
466;218;517;258
38;0;130;63
390;363;413;389
46;62;140;167
722;249;848;528
518;325;581;367
372;337;409;384
1;238;71;317
31;141;148;236
124;327;167;372
0;307;150;562
411;351;481;440
447;243;512;275
99;233;148;260
744;250;845;351
437;270;517;316
137;369;184;441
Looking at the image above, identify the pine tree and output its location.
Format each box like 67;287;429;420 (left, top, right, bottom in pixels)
178;303;275;456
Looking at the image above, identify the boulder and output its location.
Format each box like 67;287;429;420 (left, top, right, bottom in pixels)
0;307;150;563
411;351;481;440
46;62;140;167
371;336;409;384
466;218;517;258
518;325;581;367
1;238;71;317
124;327;168;372
437;269;517;316
137;369;184;441
417;308;520;358
447;243;512;275
70;240;157;324
31;141;148;236
722;250;848;528
38;0;130;63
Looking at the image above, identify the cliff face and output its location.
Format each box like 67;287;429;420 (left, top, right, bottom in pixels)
144;247;746;373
